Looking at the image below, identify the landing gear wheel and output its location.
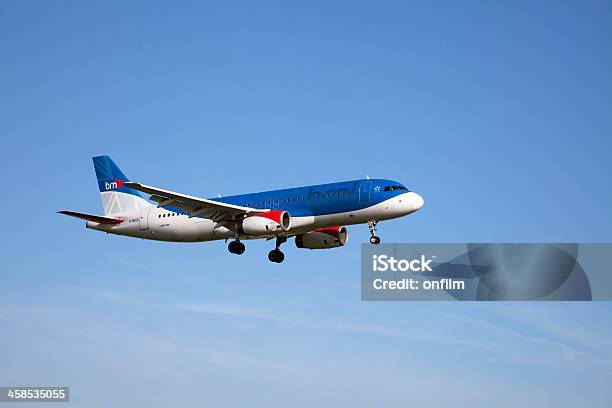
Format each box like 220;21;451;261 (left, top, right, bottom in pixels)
235;242;245;254
268;236;287;263
368;221;380;245
228;240;245;255
268;249;285;263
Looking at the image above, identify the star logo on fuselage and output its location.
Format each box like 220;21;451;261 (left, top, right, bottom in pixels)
374;186;381;192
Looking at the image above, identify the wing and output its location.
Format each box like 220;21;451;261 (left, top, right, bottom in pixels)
124;182;265;222
58;210;123;225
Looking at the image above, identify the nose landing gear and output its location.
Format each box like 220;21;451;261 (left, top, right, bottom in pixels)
228;239;245;255
368;221;381;245
268;236;287;263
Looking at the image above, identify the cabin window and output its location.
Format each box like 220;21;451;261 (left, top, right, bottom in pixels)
384;185;408;192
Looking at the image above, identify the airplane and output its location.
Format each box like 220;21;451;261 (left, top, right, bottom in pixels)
59;155;424;263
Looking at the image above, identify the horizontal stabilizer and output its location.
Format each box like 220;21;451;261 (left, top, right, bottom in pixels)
58;210;123;225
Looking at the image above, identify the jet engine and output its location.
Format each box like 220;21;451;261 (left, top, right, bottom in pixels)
295;226;348;249
237;210;291;235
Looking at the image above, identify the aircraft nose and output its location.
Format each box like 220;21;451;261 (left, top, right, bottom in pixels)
402;192;424;213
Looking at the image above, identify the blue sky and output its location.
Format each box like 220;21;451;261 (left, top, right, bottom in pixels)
1;0;611;406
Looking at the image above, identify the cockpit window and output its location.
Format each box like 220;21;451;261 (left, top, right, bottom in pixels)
384;185;408;191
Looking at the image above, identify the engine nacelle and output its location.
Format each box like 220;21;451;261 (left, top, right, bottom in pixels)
295;226;348;249
237;210;291;236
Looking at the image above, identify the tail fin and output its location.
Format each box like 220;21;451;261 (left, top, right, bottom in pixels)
93;155;151;215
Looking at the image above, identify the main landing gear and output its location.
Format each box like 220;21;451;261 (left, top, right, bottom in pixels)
228;239;245;255
368;221;381;245
268;237;287;263
228;237;286;262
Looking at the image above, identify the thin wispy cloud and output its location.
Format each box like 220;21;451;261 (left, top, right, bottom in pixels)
112;257;154;273
426;307;612;368
93;288;612;371
176;302;291;323
176;300;506;352
493;304;612;353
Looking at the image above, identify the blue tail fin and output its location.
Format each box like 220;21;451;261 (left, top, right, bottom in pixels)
92;155;150;215
93;155;143;197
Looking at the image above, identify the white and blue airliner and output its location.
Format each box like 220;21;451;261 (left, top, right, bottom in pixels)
60;156;424;263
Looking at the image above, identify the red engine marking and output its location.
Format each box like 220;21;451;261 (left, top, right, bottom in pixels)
254;210;285;223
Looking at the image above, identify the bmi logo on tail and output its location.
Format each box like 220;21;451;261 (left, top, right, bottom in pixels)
105;178;125;191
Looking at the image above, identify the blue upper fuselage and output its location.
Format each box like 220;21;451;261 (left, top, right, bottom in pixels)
92;156;414;218
202;179;411;217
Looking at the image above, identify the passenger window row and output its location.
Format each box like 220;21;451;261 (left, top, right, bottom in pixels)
158;211;188;218
242;190;351;208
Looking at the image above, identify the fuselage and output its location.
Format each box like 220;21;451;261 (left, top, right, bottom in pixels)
87;178;424;242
